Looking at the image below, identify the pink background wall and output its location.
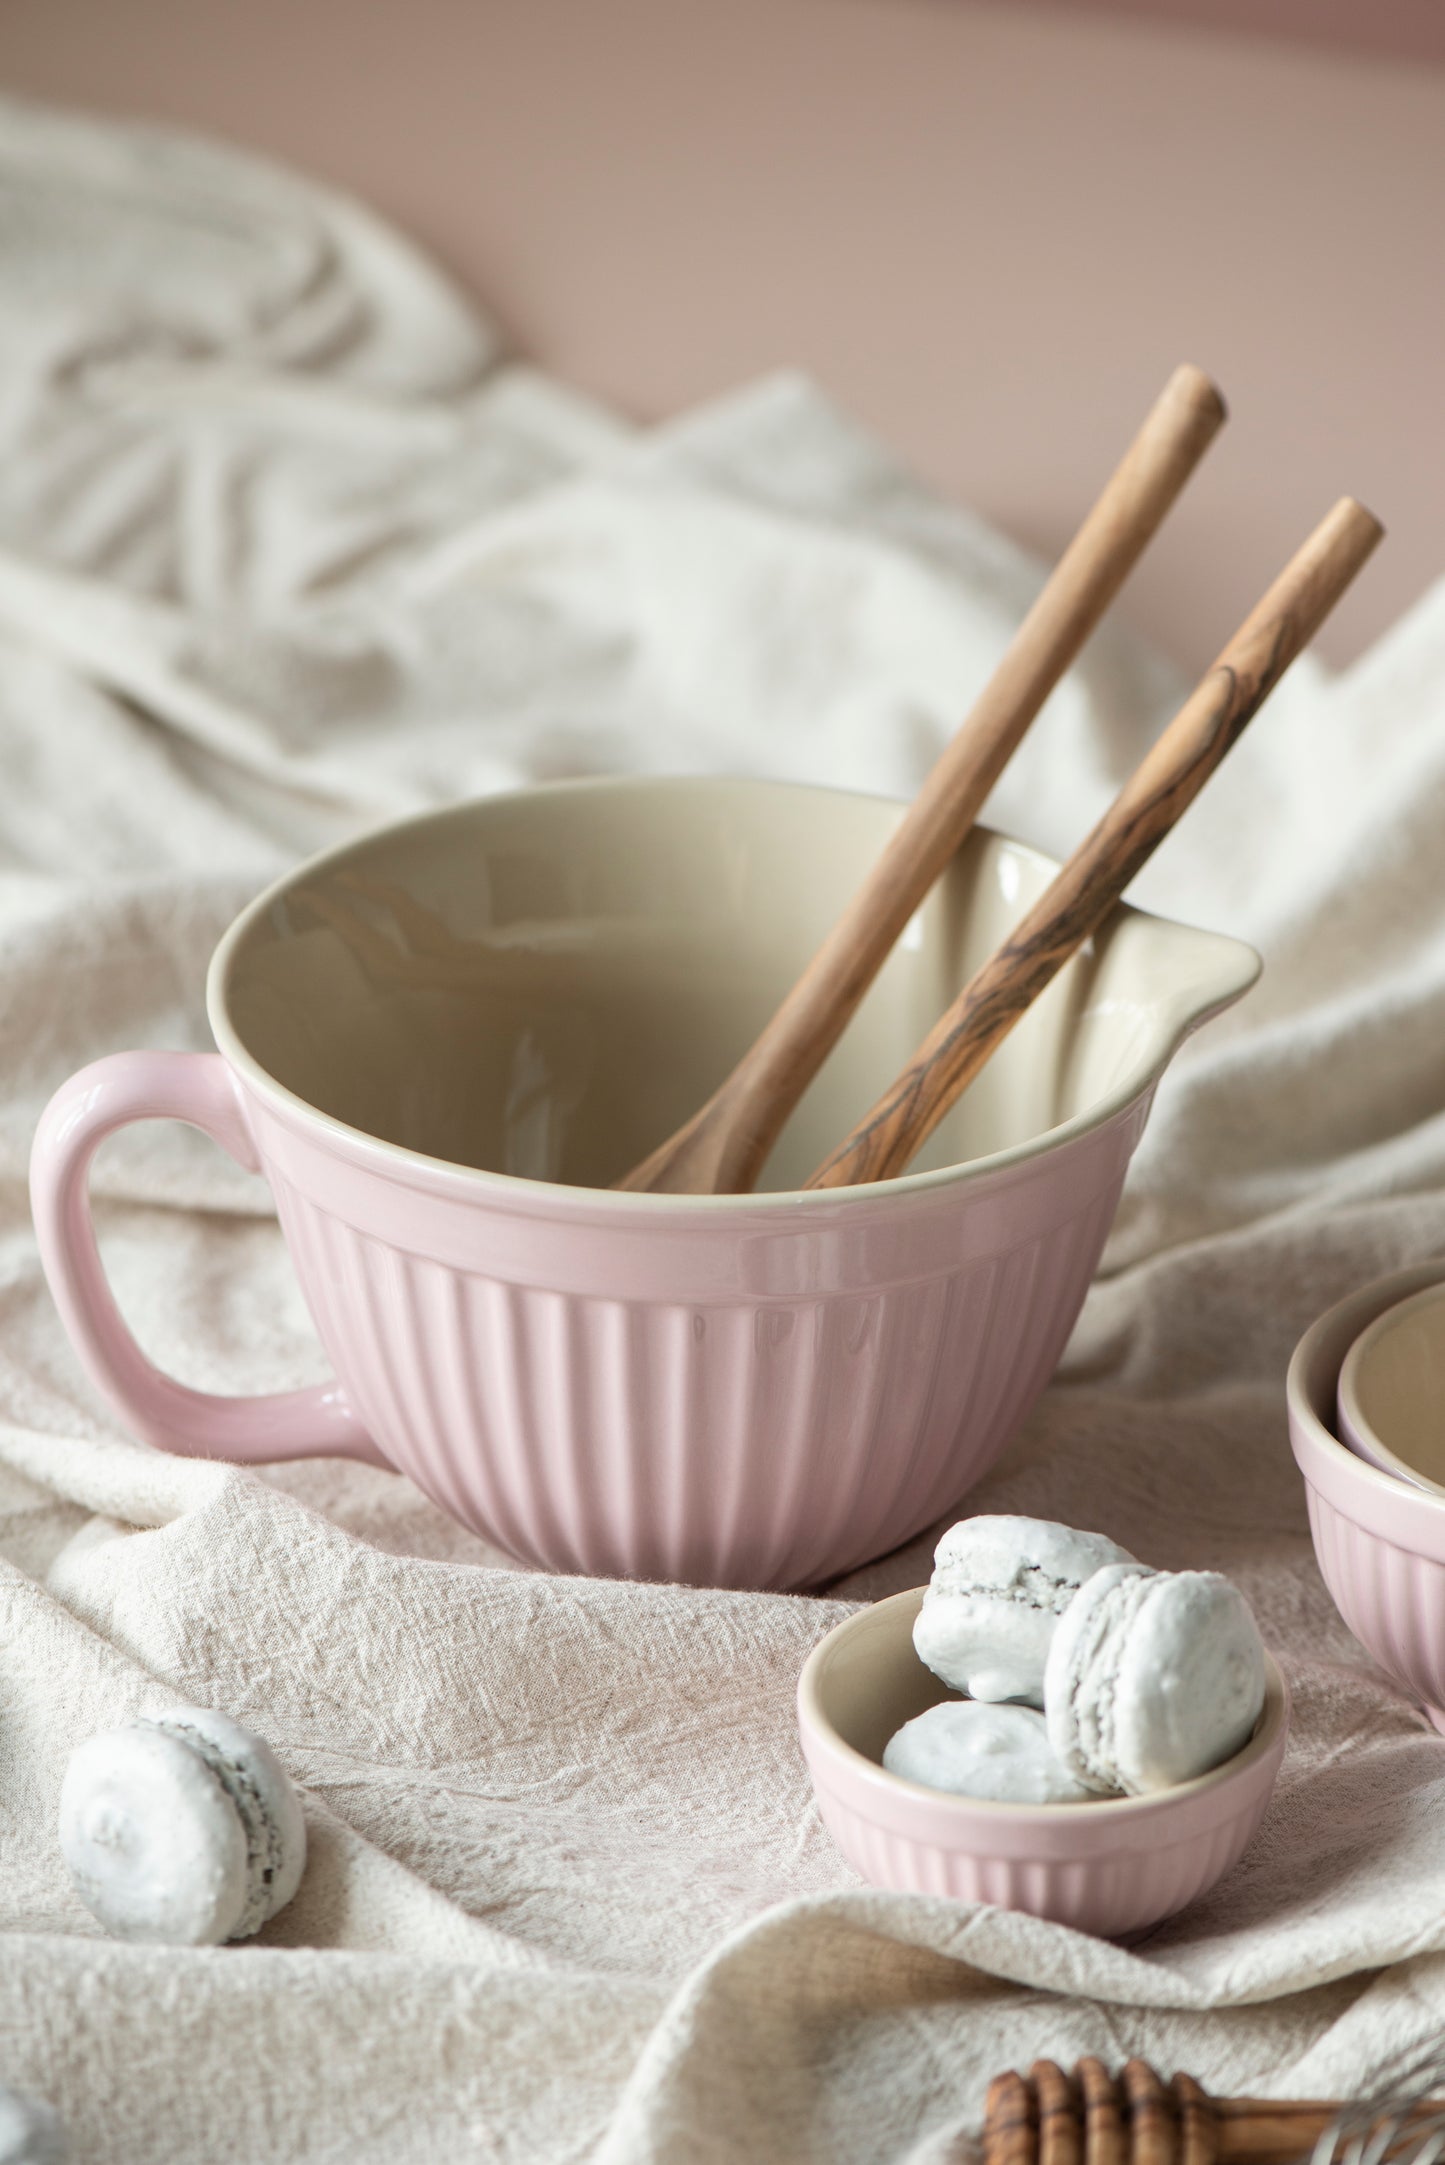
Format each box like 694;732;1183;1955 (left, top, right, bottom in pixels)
1042;0;1445;66
4;0;1442;670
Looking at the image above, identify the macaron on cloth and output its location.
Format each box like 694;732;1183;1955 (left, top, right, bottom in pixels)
59;1705;307;1947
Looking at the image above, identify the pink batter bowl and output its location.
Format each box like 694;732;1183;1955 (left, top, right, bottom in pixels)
30;777;1258;1589
1289;1261;1445;1732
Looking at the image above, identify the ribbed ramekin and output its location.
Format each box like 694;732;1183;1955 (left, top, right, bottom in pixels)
1288;1261;1445;1733
796;1588;1289;1938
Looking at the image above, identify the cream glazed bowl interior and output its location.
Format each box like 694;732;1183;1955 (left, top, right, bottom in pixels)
31;777;1258;1591
1336;1282;1445;1495
1289;1262;1445;1729
797;1589;1290;1937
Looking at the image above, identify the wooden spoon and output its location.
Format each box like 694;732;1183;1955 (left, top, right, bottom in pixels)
806;495;1383;1190
614;363;1227;1194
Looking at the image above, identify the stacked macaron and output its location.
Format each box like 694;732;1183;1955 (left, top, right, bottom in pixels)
885;1516;1268;1804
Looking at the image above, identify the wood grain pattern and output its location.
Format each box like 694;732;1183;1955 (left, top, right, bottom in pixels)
1124;2061;1176;2165
1035;2061;1085;2165
613;363;1226;1194
981;2057;1438;2165
987;2072;1042;2165
1170;2076;1218;2165
806;496;1383;1190
1080;2058;1130;2165
1212;2099;1338;2164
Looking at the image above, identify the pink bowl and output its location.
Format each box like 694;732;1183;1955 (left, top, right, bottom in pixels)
1288;1261;1445;1732
30;777;1257;1591
797;1587;1289;1937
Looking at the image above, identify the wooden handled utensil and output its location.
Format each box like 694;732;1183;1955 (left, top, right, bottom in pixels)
806;495;1383;1190
983;2056;1443;2165
614;363;1227;1195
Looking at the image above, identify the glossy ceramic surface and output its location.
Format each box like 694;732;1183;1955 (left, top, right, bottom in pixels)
796;1587;1289;1936
31;776;1259;1589
1337;1284;1445;1496
1290;1262;1445;1731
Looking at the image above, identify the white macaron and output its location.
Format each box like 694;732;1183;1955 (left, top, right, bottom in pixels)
1044;1563;1268;1796
912;1515;1136;1707
884;1699;1094;1804
59;1706;307;1946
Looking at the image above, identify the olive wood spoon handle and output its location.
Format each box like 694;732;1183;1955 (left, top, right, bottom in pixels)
807;495;1383;1189
614;363;1226;1194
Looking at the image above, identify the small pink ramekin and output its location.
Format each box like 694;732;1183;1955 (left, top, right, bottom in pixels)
1288;1261;1445;1733
796;1588;1289;1938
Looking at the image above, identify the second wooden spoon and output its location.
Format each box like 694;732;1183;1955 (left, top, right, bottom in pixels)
614;362;1226;1194
806;495;1384;1190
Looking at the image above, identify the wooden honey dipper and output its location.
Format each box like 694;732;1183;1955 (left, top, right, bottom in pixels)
983;2058;1445;2165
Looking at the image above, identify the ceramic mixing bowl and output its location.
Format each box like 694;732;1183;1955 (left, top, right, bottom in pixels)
796;1588;1289;1936
32;776;1258;1589
1289;1262;1445;1729
1336;1282;1445;1496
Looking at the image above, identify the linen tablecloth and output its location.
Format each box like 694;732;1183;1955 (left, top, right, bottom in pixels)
2;94;1445;2164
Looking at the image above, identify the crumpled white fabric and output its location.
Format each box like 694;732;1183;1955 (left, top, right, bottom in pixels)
2;91;1445;2165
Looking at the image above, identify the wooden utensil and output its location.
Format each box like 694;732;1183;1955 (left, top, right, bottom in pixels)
806;496;1383;1190
982;2056;1443;2165
614;363;1227;1195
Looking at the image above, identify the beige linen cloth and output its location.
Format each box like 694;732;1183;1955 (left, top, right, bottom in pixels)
3;95;1445;2165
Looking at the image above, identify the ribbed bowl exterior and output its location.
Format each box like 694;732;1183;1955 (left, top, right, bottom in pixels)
243;1083;1150;1589
30;783;1261;1590
806;1773;1273;1938
1306;1489;1445;1714
1289;1263;1445;1729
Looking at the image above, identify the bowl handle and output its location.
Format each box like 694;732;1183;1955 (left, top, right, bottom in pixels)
29;1051;388;1468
